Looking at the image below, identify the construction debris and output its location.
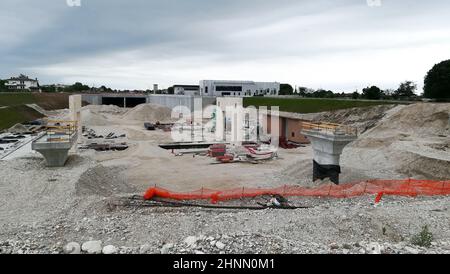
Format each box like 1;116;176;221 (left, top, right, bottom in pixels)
114;195;308;210
83;127;126;139
208;143;278;163
144;122;156;130
79;142;129;151
1;102;449;255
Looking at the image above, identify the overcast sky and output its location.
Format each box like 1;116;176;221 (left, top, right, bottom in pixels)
1;0;450;92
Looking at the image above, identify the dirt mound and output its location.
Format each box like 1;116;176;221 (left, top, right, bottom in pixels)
81;109;110;126
83;104;126;115
394;150;450;180
76;165;137;196
122;103;173;123
351;103;449;148
80;105;127;126
365;103;450;138
344;103;450;180
313;104;397;134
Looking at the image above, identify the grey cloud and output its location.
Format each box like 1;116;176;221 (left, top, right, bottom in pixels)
1;0;450;90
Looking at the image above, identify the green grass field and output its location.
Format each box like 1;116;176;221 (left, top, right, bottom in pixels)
0;92;70;130
243;97;400;113
0;93;37;107
0;105;44;130
0;92;70;109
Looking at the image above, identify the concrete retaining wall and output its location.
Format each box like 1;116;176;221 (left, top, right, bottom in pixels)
81;94;216;112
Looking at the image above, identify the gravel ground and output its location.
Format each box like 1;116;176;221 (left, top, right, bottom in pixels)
0;157;449;255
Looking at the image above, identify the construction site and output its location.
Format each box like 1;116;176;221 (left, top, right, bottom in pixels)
0;95;449;255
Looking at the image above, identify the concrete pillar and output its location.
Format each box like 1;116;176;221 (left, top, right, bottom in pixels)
302;129;356;184
69;95;82;144
34;148;71;167
32;135;78;167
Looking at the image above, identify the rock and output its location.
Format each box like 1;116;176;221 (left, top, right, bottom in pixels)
140;244;151;254
215;241;225;250
81;240;102;254
184;236;198;247
102;245;118;254
404;246;419;254
342;243;352;249
161;243;174;254
329;243;339;250
367;242;381;254
63;242;81;254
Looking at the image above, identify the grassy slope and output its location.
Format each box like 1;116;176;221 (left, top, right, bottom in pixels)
244;97;398;113
0;92;69;109
0;106;44;130
0;92;69;130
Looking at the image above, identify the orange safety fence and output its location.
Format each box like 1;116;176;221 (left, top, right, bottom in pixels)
143;179;450;204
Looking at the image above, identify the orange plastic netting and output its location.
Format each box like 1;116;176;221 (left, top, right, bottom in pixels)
143;179;450;204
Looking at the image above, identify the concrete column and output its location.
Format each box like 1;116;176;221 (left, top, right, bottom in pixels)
32;135;78;167
302;130;356;184
69;95;82;145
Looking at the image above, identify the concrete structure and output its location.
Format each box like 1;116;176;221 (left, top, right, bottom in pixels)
5;74;39;91
216;97;244;143
199;80;280;97
81;94;216;112
32;130;78;167
301;123;357;184
153;84;158;94
262;111;311;144
173;85;200;96
69;95;82;144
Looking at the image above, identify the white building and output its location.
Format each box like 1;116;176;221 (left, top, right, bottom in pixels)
173;85;200;96
5;74;40;91
199;80;280;97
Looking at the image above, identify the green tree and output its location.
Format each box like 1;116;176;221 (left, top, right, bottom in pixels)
64;82;90;92
351;91;359;99
424;60;450;100
395;81;417;99
362;86;383;100
279;84;294;95
298;87;308;97
0;79;7;92
167;86;174;94
41;85;57;93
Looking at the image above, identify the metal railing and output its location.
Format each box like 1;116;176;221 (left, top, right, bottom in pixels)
301;121;358;136
43;120;78;142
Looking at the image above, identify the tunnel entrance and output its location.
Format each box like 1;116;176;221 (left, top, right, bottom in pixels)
125;97;146;108
102;97;125;107
101;97;146;108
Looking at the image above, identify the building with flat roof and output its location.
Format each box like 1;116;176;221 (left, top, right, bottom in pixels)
5;74;40;91
199;80;280;97
173;85;200;96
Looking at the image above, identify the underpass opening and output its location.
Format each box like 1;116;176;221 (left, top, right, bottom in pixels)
102;97;125;108
125;97;146;108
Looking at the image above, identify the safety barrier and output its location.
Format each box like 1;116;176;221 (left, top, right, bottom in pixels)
44;120;78;142
143;179;450;204
302;121;358;136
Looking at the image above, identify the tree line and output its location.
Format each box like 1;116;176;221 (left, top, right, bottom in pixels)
1;60;449;100
281;59;450;101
